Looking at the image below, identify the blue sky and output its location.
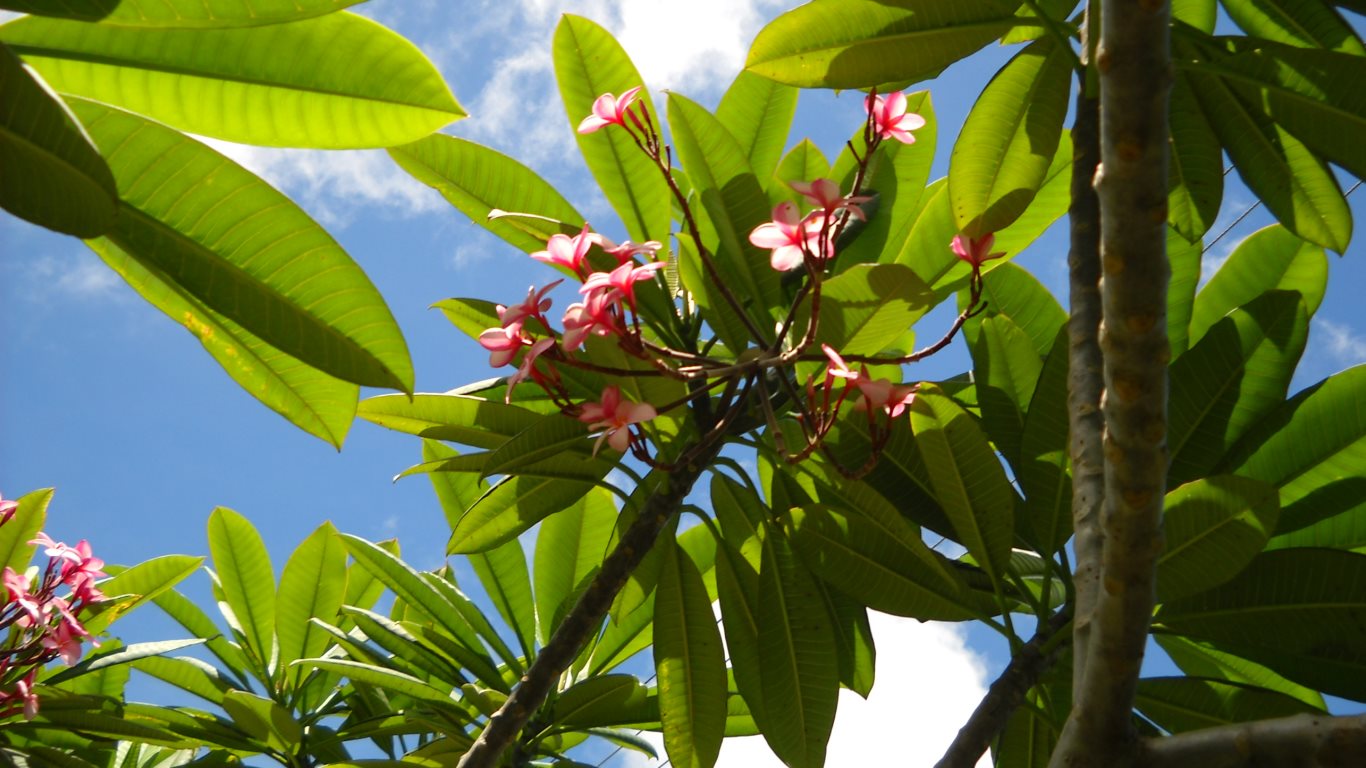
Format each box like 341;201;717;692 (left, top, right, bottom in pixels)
3;1;1365;764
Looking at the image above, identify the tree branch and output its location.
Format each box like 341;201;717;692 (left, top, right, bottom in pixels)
935;608;1073;768
1066;72;1103;698
456;438;724;768
1142;714;1366;768
1051;0;1172;763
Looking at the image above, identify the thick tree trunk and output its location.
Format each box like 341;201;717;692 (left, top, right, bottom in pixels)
1142;714;1366;767
1050;0;1172;764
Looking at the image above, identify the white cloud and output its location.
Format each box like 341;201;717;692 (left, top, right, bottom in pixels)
195;139;447;228
624;614;991;768
1313;318;1366;367
24;250;125;302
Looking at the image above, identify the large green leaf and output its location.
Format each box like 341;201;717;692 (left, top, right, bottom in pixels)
711;476;770;730
989;128;1072;259
533;487;616;646
1167;291;1308;486
969;314;1042;467
131;655;234;705
1;12;463;147
654;538;727;768
1016;328;1072;554
784;504;979;621
1190;224;1327;346
68;99;413;391
1134;677;1321;734
910;385;1015;583
0;487;50;572
90;238;358;447
1167;74;1223;243
553;14;669;244
388;134;583;255
963;262;1066;359
448;475;599;554
949;36;1071;236
0;44;114;237
771;139;831;209
207;507;275;673
754;529;838;768
716;69;798;181
482;412;594;478
745;0;1019;89
1156;475;1279;603
295;659;459;707
358;394;545;449
1219;0;1365;53
668;91;781;341
1155;634;1326;709
0;0;364;27
467;537;536;662
801;263;934;355
1156;548;1366;701
221;691;301;754
1222;365;1366;551
1173;0;1217;31
1167;227;1202;357
275;521;346;689
1177;42;1352;253
147;583;251;685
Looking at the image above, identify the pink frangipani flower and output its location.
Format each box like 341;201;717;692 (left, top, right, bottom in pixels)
951;233;1006;270
478;324;529;368
866;91;927;145
562;289;622;351
498;280;562;329
790;178;872;220
577;86;643;134
750;202;829;272
822;344;860;381
531;225;597;277
504;337;555;402
580;261;666;308
0;492;17;524
592;235;663;263
3;567;42;625
855;378;919;419
578;386;657;454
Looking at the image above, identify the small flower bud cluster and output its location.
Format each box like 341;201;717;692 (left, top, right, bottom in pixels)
0;493;106;720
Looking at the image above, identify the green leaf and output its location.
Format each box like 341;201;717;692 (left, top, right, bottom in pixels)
1168;291;1309;486
1222;365;1366;552
553;14;669;244
44;638;204;686
0;487;51;572
1168;227;1202;357
1157;476;1280;603
295;659;458;707
146;584;251;685
668;91;781;340
1016;329;1072;554
388;135;583;254
422;440;484;533
0;0;365;27
221;691;301;753
449;475;599;555
553;675;651;728
483;412;594;478
745;0;1019;89
533;487;616;645
949;36;1071;236
910;385;1015;584
988;128;1072;258
89;238;358;447
131;655;234;705
89;554;203;633
2;12;463;147
1191;225;1327;347
275;521;346;689
1156;548;1366;701
69;99;413;391
1177;44;1352;253
654;538;727;768
0;44;114;237
711;477;770;730
1003;0;1079;44
207;507;275;673
1134;677;1320;734
969;314;1042;467
1167;75;1223;243
772;139;830;209
358;394;545;449
467;537;537;662
716;69;798;181
818;584;876;698
754;530;839;768
1155;634;1326;709
802;263;934;355
1220;0;1365;53
1172;0;1217;32
783;504;978;621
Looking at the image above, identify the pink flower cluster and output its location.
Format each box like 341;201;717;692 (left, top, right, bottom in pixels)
477;225;663;454
0;493;105;721
822;345;919;419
